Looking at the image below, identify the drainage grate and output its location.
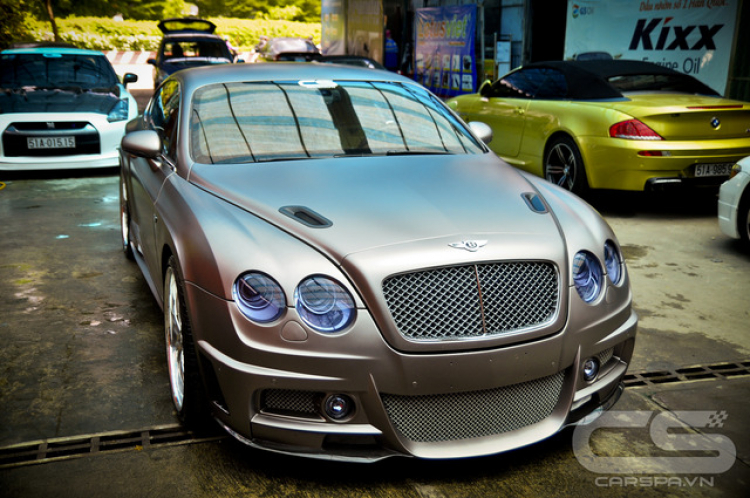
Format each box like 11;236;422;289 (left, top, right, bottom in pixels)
0;424;226;469
624;360;750;387
2;361;748;468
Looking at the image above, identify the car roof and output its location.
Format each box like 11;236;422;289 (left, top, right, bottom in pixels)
518;59;718;99
172;62;415;93
1;47;106;57
9;41;78;49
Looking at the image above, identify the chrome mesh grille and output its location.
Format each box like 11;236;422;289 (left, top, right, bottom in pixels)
381;371;566;443
382;262;559;341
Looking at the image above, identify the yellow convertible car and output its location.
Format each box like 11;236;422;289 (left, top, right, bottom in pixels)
447;60;750;195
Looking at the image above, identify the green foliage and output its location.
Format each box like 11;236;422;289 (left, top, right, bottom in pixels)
21;16;321;51
0;0;34;49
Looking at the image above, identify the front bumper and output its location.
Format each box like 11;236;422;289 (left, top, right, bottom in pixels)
185;281;638;461
718;171;749;239
0;113;128;171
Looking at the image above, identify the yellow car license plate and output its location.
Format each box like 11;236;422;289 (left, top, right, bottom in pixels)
694;163;733;177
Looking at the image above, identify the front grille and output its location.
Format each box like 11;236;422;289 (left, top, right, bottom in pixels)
382;262;559;341
2;122;100;157
10;122;89;131
381;371;566;443
260;389;321;419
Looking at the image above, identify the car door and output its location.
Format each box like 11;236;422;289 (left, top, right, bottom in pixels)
475;69;545;158
128;79;181;279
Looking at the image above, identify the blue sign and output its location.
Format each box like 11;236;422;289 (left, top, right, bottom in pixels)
414;5;477;98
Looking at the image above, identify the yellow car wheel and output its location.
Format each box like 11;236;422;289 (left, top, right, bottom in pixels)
544;136;589;196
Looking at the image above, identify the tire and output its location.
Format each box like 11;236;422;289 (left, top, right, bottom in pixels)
164;256;210;428
544;136;589;196
738;193;750;251
119;175;134;260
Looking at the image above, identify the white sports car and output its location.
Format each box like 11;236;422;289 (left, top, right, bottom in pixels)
718;156;750;250
0;45;138;171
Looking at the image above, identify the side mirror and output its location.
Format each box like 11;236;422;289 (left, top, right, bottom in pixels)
479;80;493;98
147;58;157;66
123;73;138;86
468;122;493;145
121;130;162;159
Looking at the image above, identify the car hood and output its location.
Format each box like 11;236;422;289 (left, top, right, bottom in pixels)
0;87;121;114
188;153;565;265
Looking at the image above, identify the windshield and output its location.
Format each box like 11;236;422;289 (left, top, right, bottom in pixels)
190;80;486;164
270;39;317;54
161;40;231;61
0;52;119;89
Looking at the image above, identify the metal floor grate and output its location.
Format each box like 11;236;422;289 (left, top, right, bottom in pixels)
1;360;748;468
624;360;750;387
0;424;226;469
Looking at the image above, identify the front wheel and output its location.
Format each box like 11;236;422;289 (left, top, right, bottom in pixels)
164;256;209;427
544;136;589;196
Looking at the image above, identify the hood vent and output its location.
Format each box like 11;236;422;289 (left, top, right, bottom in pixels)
279;205;333;228
521;193;548;214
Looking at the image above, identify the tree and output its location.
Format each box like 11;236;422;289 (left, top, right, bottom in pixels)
44;0;60;41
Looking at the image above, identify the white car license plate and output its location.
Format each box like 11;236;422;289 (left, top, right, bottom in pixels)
694;163;733;177
27;137;76;150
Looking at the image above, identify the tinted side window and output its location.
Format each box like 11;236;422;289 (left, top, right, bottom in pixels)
534;69;568;99
491;68;568;99
147;80;180;156
490;71;538;98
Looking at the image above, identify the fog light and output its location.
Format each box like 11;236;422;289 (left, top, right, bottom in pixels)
324;394;353;420
583;357;600;381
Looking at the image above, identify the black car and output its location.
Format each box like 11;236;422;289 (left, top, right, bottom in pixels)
148;18;235;87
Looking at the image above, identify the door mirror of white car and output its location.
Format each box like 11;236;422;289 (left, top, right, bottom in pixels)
469;121;493;145
122;73;138;86
121;130;162;159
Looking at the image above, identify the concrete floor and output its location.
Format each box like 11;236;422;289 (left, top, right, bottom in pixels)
0;173;748;497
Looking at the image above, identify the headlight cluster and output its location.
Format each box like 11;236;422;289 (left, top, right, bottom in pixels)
234;273;356;333
107;99;130;122
572;241;623;303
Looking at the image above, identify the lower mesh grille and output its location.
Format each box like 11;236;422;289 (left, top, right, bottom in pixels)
381;371;566;443
261;389;320;418
598;347;615;366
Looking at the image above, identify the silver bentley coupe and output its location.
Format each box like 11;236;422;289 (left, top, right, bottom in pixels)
119;63;637;461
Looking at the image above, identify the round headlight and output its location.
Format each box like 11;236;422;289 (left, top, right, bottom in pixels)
295;276;356;333
604;241;623;285
572;251;603;303
234;272;285;323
